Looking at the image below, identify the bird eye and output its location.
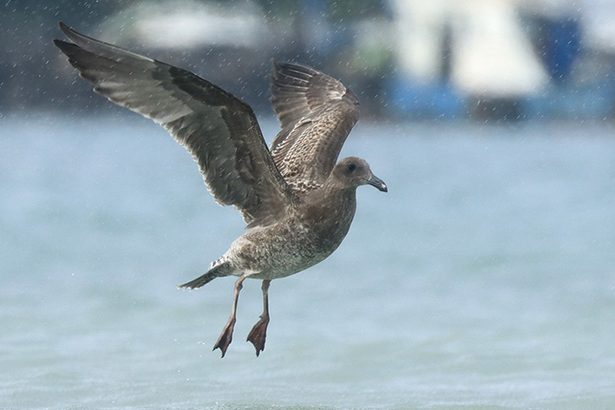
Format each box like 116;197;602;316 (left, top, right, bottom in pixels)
347;163;356;172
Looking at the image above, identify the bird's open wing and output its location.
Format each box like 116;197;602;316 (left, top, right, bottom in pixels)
270;62;359;193
54;22;293;226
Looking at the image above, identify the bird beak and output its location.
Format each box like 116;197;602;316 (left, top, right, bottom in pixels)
367;174;388;192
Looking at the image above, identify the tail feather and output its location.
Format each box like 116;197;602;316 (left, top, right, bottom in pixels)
178;261;231;289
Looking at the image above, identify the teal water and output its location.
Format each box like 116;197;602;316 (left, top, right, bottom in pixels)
1;114;615;409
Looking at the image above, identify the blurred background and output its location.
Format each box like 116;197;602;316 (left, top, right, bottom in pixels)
2;1;615;409
3;0;615;121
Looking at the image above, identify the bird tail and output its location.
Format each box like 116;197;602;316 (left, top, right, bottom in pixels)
178;260;232;289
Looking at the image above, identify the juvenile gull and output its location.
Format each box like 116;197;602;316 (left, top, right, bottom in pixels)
54;22;388;357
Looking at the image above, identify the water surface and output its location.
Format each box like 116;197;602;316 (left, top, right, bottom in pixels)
1;114;615;409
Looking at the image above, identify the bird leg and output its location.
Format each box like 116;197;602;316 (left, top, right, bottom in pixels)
213;273;250;357
247;279;271;356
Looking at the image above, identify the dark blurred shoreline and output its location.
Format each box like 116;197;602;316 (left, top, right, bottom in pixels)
3;0;615;123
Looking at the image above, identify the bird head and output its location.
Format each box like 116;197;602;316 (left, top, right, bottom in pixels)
333;157;388;192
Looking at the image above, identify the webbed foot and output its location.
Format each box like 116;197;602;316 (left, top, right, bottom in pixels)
246;315;269;356
213;318;236;358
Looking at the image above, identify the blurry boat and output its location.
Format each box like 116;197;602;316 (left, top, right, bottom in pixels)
390;0;548;121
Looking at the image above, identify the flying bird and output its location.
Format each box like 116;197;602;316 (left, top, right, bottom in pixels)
54;22;387;357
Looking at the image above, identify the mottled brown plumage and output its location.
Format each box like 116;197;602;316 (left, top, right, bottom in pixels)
271;63;360;193
54;22;387;357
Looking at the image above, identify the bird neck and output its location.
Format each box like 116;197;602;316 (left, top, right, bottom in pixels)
308;178;357;217
321;175;356;199
302;179;357;238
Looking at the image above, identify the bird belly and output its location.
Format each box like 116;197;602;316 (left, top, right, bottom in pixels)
224;217;350;280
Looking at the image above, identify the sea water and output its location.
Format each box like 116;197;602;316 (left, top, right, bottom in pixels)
1;114;614;409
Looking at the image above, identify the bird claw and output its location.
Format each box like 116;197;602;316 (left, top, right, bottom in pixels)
213;319;235;358
246;316;269;357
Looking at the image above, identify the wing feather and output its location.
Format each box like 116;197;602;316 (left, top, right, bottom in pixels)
270;62;359;193
54;22;292;225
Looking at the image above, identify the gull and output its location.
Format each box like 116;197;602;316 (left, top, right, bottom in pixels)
54;22;387;357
